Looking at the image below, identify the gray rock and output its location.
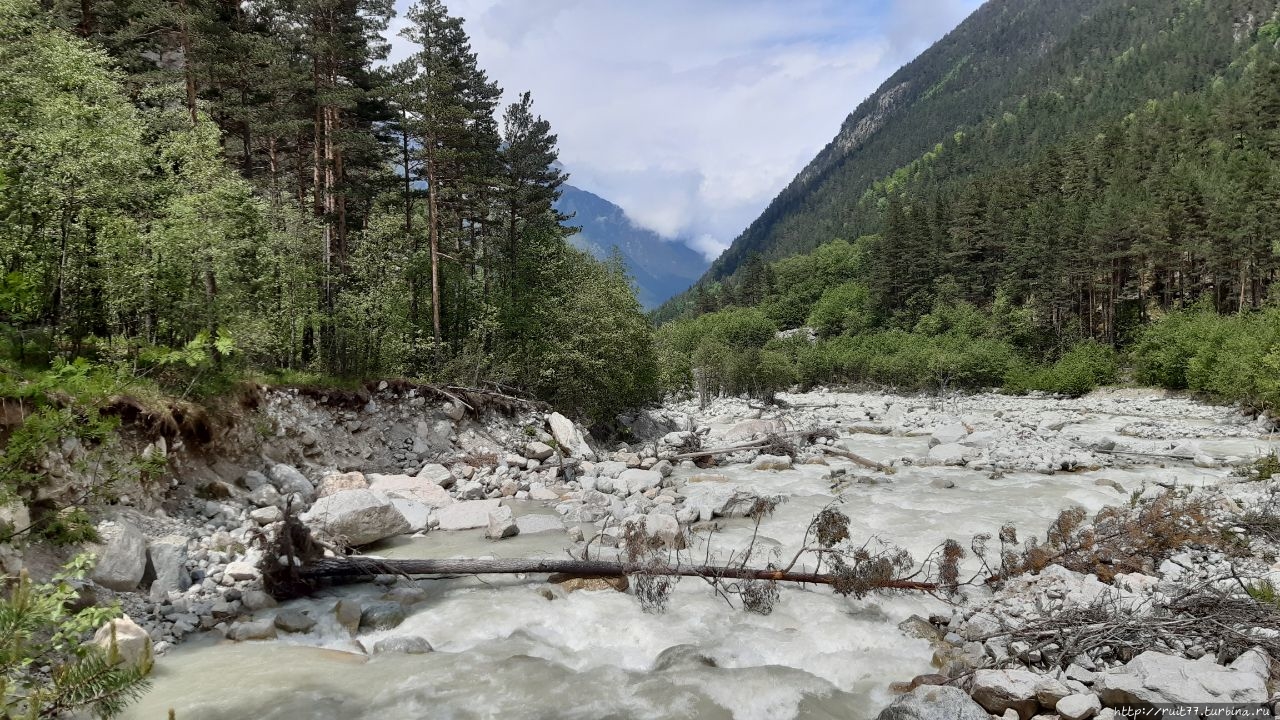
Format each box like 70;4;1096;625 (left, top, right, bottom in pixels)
301;489;411;546
269;464;315;503
485;506;519;540
435;499;501;530
929;423;969;447
243;470;271;491
359;602;406;631
241;590;277;611
875;685;989;720
371;636;433;654
248;483;283;509
273;609;317;634
414;464;455;489
595;461;627;479
1094;650;1270;706
249;505;283;524
147;535;190;599
749;454;792;471
227;618;277;641
515;513;565;535
1056;694;1101;720
616;468;662;494
927;443;970;466
368;473;453;507
224;561;260;582
391;498;431;531
969;668;1042;720
652;644;717;671
1034;676;1072;708
91;521;148;591
92;615;153;669
333;599;361;634
525;441;555;461
548;412;594;459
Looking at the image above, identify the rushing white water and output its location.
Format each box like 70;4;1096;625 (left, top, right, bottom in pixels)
122;390;1278;720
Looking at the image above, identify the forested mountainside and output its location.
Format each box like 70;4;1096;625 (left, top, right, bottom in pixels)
555;185;708;309
656;0;1280;412
0;0;656;423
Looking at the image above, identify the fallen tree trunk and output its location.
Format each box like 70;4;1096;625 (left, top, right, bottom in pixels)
819;445;894;473
292;556;936;592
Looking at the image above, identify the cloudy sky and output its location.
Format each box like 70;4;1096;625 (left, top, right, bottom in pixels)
386;0;983;260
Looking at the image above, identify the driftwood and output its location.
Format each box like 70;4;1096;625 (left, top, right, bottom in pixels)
293;556;937;592
820;445;894;473
1093;448;1220;462
670;429;832;460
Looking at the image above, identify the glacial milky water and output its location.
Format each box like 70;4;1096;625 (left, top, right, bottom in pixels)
122;390;1278;720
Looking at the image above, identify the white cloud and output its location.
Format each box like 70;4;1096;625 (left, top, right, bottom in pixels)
388;0;982;260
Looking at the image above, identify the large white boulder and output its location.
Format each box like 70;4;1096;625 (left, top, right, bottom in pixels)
875;685;988;720
485;506;519;540
301;489;410;546
929;423;969;447
435;499;502;531
969;668;1042;720
92;615;153;671
146;534;191;599
616;469;662;495
547;412;594;460
368;473;454;508
927;443;971;466
91;521;148;591
1094;650;1270;706
269;464;315;503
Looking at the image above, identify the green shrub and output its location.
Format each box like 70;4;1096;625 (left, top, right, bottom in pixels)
1007;341;1117;397
806;282;874;337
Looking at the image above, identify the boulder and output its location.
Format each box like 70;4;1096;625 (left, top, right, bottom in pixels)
1094;650;1270;706
241;590;277;612
595;461;628;478
224;561;260;582
554;576;628;593
643;513;683;549
415;463;455;488
435;499;502;531
680;481;749;522
227;618;277;641
91;521;148;592
1034;677;1072;708
92;615;153;671
525;441;555;461
243;470;271;491
317;471;369;497
1056;694;1101;720
146;534;190;600
725;419;786;442
371;636;433;655
273;609;317;634
969;668;1043;720
269;464;315;503
485;506;519;540
617;469;662;495
548;412;594;459
652;644;717;671
333;599;361;634
249;505;283;524
367;473;454;508
927;443;970;466
248;484;283;509
515;514;565;535
929;424;970;447
875;685;989;720
301;489;411;546
749;454;792;471
359;602;407;631
391;498;431;531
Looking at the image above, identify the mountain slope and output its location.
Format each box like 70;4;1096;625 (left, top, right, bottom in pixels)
556;184;708;309
699;0;1277;285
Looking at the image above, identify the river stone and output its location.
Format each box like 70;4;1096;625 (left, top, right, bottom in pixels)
243;470;270;491
301;489;411;546
927;443;970;466
274;609;317;633
147;534;190;599
249;505;283;524
435;499;502;530
548;412;593;459
317;471;368;497
269;464;315;503
652;644;717;671
617;468;662;494
416;463;455;489
525;441;554;461
91;521;148;591
725;419;786;441
92;615;153;670
242;590;277;611
969;668;1042;720
595;461;628;478
224;561;261;582
644;512;683;549
368;473;454;508
333;599;361;634
929;423;969;447
249;483;283;509
1055;694;1101;720
749;454;792;471
371;636;433;655
359;602;407;631
875;685;988;720
1034;676;1072;707
227;618;277;641
485;506;519;539
1094;650;1270;706
515;513;564;535
391;498;431;531
552;575;628;593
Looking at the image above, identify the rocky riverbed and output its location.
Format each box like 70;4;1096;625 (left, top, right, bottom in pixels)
58;384;1280;719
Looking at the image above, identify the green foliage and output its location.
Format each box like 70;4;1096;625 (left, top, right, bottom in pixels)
1005;342;1118;397
1132;308;1280;411
806;282;873;337
0;556;150;719
1234;451;1280;483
